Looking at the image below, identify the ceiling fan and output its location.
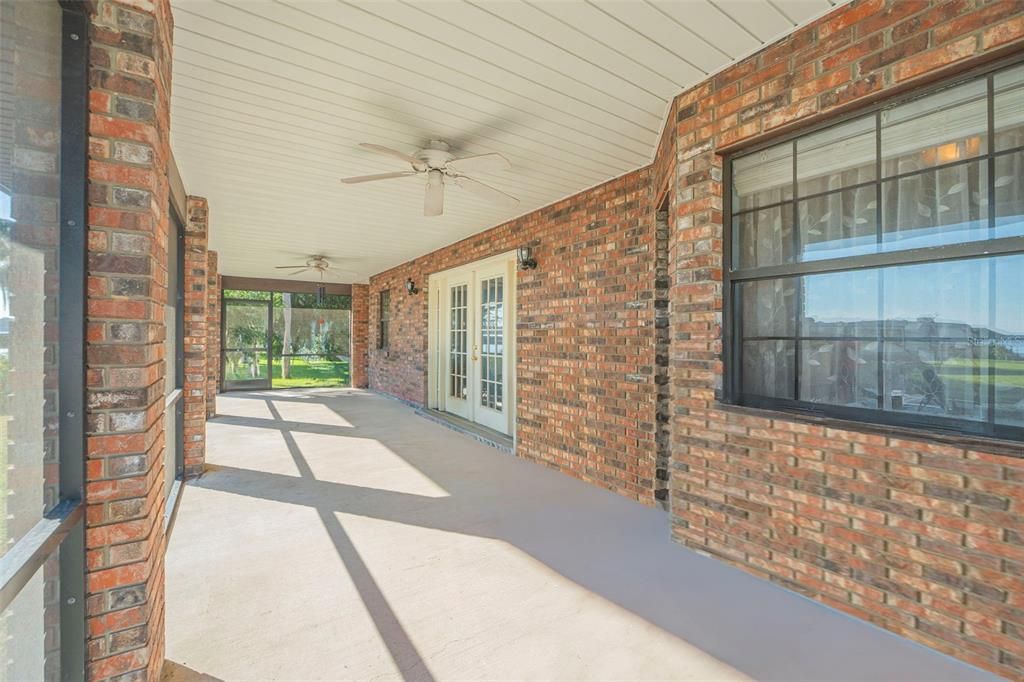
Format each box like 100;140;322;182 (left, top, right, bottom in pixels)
274;255;339;278
274;255;352;304
340;140;520;217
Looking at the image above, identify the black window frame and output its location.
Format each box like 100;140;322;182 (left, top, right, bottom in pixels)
164;202;186;533
723;55;1024;444
379;289;390;350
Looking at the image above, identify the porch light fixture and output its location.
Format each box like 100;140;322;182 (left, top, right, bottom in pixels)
517;245;537;270
405;277;419;295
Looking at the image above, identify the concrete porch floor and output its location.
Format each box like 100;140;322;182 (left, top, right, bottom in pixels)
165;389;992;682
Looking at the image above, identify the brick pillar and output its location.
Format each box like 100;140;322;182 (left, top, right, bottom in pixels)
667;83;724;535
351;284;369;388
206;251;219;418
183;197;208;477
85;0;173;679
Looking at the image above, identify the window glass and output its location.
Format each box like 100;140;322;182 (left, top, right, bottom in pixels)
995;149;1024;239
798;185;878;260
0;550;61;680
732;141;792;212
802;269;880;338
272;293;351;388
379;290;390;349
730;62;1024;438
740;279;796;337
881;160;988;249
994;255;1024;427
800;339;879;409
742;340;795;399
880;79;987;177
797;116;876;196
994;64;1024;152
734;205;794;268
0;0;63;558
736;256;1023;429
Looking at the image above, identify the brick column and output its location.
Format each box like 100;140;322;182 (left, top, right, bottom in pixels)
183;197;208;477
85;0;173;679
351;284;369;388
206;250;220;418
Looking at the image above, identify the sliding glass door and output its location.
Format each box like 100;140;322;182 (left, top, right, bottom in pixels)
221;288;352;391
222;296;272;391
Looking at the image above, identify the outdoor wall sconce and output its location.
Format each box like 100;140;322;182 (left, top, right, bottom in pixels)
517;245;537;270
405;277;419;295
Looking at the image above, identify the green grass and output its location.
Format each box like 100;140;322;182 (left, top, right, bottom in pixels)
223;356;270;384
272;356;350;388
938;358;1024;387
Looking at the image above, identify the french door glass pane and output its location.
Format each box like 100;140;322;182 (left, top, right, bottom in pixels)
449;285;467;399
480;276;503;411
0;0;63;558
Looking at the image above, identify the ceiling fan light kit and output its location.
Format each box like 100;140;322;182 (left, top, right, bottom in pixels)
341;140;520;217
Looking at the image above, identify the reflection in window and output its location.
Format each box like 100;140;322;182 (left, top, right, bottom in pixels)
738;255;1024;431
0;0;64;676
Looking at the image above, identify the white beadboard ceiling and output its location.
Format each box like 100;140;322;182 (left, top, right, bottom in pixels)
170;0;844;283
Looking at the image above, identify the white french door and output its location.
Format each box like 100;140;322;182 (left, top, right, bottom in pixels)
430;253;515;435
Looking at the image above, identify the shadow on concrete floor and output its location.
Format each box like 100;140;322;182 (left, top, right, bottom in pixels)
168;388;994;682
162;661;225;682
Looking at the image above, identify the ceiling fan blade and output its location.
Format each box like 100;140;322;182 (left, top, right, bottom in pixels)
446;152;511;175
358;143;419;166
275;265;308;269
424;171;444;217
454;176;519;208
340;171;417;184
287;268;312;276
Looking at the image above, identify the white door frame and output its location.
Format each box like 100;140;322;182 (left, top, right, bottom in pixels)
427;251;517;437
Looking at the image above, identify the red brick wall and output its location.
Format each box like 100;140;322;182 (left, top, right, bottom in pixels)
351;284;368;388
85;0;174;679
206;250;219;417
183;196;208;478
368;170;659;503
665;1;1024;677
